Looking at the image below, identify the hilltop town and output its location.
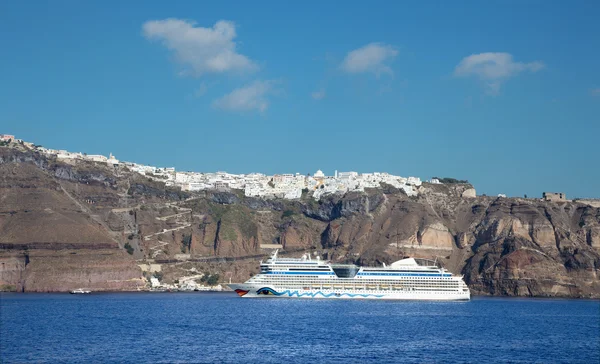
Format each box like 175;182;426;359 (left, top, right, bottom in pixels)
1;133;434;201
4;133;598;207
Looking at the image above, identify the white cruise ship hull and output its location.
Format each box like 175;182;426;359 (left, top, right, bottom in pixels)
231;250;471;301
229;284;470;301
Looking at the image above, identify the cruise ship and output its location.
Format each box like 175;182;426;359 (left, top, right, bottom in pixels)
229;250;470;300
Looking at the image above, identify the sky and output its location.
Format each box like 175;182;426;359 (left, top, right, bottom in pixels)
1;1;599;198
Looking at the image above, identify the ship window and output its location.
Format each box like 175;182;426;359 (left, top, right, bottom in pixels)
331;265;359;278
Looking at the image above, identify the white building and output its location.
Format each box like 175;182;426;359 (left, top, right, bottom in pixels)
245;183;264;197
86;154;107;163
175;172;192;184
273;174;295;184
284;188;302;199
107;153;119;166
338;171;358;180
406;177;422;186
184;182;209;191
214;181;229;191
57;151;83;160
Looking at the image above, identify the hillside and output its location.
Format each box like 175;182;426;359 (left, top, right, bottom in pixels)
1;146;599;297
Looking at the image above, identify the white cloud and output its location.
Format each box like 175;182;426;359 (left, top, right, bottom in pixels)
591;88;600;97
311;89;326;100
341;43;398;76
213;80;277;112
142;18;257;77
454;52;544;95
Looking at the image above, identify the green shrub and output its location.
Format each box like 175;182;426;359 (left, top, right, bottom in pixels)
124;242;134;255
221;226;238;241
206;274;219;286
432;177;469;184
0;284;17;292
181;234;192;252
282;210;295;218
200;273;220;286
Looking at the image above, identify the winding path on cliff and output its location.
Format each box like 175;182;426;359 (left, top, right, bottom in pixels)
58;181;120;244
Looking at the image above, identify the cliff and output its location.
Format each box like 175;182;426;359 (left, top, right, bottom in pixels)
1;146;599;297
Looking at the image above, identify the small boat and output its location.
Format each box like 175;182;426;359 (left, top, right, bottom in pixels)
70;288;91;294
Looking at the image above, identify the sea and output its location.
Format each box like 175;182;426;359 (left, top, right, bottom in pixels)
1;293;599;364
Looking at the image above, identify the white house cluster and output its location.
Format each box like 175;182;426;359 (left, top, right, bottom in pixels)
5;135;432;200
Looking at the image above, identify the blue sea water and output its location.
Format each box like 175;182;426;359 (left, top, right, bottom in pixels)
1;293;599;364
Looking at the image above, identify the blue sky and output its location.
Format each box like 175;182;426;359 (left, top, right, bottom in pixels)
1;1;599;198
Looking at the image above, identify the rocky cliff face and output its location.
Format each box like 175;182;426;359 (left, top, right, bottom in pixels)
1;146;599;297
0;149;147;292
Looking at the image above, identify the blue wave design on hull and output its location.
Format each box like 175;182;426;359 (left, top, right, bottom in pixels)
256;287;385;298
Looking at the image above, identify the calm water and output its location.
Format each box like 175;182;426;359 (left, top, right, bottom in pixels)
1;293;599;364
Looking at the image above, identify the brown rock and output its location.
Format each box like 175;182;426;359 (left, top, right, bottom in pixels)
418;223;454;250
